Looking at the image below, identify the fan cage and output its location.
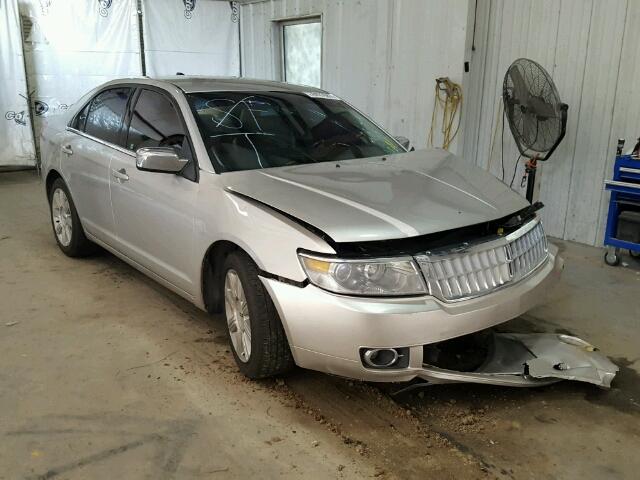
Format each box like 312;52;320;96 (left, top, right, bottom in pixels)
502;58;566;160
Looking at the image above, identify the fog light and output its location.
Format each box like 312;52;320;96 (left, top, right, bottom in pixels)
360;347;410;369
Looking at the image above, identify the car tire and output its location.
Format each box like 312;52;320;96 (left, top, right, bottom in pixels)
222;251;294;379
48;178;96;257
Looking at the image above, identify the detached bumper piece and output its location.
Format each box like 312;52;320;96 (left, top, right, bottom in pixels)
419;331;618;388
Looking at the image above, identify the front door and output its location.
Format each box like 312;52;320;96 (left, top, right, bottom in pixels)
109;88;198;295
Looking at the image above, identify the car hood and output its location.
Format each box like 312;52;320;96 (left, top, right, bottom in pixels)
222;149;530;243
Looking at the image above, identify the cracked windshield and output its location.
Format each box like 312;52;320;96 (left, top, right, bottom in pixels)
187;91;404;172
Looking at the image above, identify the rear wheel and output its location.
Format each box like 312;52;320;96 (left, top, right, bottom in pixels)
48;178;96;257
222;251;294;379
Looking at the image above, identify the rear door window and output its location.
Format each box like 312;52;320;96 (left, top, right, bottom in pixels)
84;87;132;146
71;102;91;131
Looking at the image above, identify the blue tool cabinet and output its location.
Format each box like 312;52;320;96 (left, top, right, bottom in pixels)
603;154;640;265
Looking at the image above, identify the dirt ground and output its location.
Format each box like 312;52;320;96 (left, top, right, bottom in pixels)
1;170;639;479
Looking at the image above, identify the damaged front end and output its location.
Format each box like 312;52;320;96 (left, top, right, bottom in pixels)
224;159;617;389
419;330;618;388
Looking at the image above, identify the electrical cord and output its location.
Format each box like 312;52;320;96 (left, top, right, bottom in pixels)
487;98;503;174
429;77;462;150
500;109;505;181
510;154;522;188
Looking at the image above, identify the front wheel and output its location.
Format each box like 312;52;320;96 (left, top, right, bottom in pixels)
222;251;294;379
48;178;96;257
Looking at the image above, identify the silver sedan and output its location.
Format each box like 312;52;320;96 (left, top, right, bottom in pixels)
41;77;571;385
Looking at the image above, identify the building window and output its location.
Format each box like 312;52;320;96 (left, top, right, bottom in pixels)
281;18;322;88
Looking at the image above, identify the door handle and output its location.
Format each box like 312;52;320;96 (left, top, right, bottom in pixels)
61;144;73;155
112;168;129;182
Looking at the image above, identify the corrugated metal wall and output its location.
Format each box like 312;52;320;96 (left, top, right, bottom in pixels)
465;0;640;246
241;0;639;247
240;0;469;151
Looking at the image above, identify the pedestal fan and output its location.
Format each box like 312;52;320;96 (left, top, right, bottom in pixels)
502;58;568;203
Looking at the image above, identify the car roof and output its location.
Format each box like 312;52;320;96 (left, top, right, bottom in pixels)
155;76;326;94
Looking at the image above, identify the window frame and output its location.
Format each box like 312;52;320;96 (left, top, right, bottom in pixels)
67;84;136;155
71;101;91;132
67;83;199;183
273;15;323;87
122;86;199;183
84;87;134;148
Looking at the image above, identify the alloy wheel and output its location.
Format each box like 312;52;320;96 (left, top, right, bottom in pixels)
224;269;252;362
51;188;72;247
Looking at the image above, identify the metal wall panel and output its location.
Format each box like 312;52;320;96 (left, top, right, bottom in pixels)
242;0;635;247
595;1;640;246
465;0;633;246
537;0;592;238
240;0;469;150
563;0;626;244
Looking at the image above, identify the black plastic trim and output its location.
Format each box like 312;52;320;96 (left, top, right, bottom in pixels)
258;269;308;288
330;204;544;258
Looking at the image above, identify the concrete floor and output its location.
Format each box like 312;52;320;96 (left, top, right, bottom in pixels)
1;170;639;479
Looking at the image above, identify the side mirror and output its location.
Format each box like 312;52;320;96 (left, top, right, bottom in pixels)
394;136;412;150
135;147;188;173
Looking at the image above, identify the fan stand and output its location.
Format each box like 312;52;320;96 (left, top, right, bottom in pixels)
521;155;540;204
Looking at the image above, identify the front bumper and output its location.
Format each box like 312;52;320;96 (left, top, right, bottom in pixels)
261;244;564;382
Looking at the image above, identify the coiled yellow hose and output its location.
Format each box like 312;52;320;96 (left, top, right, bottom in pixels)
428;77;463;150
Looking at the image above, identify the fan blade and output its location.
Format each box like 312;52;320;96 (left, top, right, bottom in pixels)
528;96;555;120
522;114;538;148
510;66;530;106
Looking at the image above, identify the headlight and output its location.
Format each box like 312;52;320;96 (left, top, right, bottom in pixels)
298;253;427;296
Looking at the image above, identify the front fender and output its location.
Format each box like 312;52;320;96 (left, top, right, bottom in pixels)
193;172;336;305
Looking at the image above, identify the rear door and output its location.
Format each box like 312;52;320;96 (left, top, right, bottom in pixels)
109;87;198;295
64;86;132;245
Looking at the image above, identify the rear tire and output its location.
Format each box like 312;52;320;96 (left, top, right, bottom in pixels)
222;251;294;379
48;178;96;257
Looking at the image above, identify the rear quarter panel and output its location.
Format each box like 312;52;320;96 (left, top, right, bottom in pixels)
40;112;74;184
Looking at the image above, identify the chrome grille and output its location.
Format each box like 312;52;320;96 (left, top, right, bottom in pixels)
508;220;548;282
415;220;548;301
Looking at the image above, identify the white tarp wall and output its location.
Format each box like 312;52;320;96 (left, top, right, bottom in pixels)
9;0;240;161
17;0;141;144
1;0;36;167
143;0;240;76
240;0;469;152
